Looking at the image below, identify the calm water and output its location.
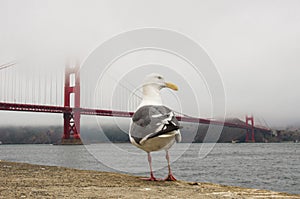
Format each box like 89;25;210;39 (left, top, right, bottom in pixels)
0;143;299;194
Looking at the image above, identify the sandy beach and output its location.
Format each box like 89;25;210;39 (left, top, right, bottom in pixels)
0;160;299;199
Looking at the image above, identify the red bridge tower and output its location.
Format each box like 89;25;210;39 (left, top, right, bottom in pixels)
245;115;255;142
62;63;82;144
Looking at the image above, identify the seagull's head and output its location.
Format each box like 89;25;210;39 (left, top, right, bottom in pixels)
143;73;178;91
140;73;178;106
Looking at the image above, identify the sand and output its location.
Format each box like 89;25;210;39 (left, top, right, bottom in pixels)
0;160;299;199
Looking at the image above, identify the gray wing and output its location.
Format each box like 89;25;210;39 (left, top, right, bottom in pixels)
130;105;180;144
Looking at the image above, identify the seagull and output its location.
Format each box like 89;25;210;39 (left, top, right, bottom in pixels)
129;73;181;181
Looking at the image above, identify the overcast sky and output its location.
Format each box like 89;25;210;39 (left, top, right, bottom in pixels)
0;0;299;128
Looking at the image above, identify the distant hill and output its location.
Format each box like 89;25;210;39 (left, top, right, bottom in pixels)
0;126;62;144
0;118;299;144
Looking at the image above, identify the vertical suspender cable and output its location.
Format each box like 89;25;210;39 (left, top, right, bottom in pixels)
12;67;14;102
32;67;35;104
9;67;11;102
0;70;2;101
3;70;5;101
55;69;58;106
10;67;12;102
61;70;63;106
27;73;29;104
19;71;21;103
38;69;41;104
44;73;47;105
6;68;8;102
6;69;9;102
25;73;27;104
9;68;11;102
1;70;3;101
33;68;35;103
12;67;15;102
21;72;23;104
5;68;8;102
13;67;15;102
4;69;6;102
50;72;52;105
10;66;13;102
17;72;19;103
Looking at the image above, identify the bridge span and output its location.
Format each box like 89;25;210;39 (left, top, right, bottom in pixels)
0;63;271;143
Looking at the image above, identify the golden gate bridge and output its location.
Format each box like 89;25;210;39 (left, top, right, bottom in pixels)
0;62;271;144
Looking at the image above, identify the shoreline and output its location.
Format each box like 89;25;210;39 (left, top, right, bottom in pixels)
0;160;299;198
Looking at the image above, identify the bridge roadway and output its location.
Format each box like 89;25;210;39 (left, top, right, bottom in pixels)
0;102;270;132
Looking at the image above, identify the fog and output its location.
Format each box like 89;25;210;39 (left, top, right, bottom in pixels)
0;0;299;128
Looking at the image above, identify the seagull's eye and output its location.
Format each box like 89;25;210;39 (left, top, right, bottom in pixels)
157;76;162;80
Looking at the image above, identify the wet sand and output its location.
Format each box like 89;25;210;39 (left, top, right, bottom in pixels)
0;160;299;199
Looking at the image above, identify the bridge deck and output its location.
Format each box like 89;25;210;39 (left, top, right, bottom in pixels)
0;102;270;132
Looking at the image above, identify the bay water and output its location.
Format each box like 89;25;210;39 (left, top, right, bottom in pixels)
0;143;299;194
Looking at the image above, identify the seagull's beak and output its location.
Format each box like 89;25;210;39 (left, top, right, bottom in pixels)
165;82;178;91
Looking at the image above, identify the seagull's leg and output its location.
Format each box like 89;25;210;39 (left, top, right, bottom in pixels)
148;152;156;180
164;150;177;181
141;152;157;181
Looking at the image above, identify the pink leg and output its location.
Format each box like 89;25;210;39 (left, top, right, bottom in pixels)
141;152;157;181
164;150;177;181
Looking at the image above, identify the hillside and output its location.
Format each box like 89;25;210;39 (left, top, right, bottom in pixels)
0;120;299;144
